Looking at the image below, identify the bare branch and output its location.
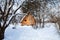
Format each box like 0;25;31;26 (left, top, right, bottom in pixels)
9;0;12;5
4;1;24;28
13;1;25;14
7;0;14;15
4;0;7;13
3;0;14;27
5;13;22;28
13;5;22;14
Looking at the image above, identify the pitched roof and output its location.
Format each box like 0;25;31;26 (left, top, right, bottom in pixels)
20;12;32;23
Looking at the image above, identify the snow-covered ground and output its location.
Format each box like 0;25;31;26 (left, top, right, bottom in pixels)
4;23;60;40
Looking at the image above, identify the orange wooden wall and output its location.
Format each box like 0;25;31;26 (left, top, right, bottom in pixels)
21;12;36;26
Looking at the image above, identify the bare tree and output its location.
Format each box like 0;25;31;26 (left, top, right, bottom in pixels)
48;14;60;31
0;0;24;40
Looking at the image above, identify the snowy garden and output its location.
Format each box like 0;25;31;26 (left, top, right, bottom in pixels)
4;23;60;40
0;0;60;40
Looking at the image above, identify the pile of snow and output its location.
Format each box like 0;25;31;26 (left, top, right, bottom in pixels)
4;23;60;40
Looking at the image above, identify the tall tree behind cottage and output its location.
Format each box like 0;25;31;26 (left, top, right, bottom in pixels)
21;0;60;29
21;0;47;28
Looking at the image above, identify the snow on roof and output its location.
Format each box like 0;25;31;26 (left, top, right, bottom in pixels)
20;12;33;23
20;13;28;23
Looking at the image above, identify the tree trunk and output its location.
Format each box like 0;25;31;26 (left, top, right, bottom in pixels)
57;21;60;30
0;27;5;40
42;17;44;28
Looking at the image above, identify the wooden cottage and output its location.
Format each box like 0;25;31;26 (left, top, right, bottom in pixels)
20;12;36;26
